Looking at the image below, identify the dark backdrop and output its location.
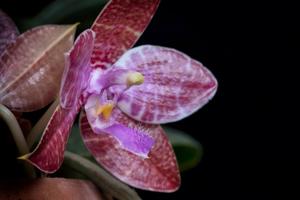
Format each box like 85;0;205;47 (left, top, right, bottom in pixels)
1;0;298;199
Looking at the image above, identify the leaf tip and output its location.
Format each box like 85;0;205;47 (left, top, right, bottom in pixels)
66;22;80;34
17;153;30;160
69;22;80;33
73;22;80;28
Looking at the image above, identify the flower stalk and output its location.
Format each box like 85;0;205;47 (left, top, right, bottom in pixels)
0;104;36;178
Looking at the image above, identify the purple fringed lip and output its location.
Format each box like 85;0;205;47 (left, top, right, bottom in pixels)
101;124;154;158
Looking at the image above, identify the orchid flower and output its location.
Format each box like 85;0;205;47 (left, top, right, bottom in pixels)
23;0;217;192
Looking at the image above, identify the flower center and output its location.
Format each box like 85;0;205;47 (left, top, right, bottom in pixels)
86;68;145;122
95;102;114;120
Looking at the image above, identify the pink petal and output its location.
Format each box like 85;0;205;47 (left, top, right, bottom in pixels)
80;109;180;192
114;45;218;124
0;9;19;55
60;29;95;109
25;102;81;173
90;0;160;69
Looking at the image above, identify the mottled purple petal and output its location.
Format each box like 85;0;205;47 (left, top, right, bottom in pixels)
80;109;180;192
114;45;218;124
60;29;95;109
0;9;19;55
90;0;160;69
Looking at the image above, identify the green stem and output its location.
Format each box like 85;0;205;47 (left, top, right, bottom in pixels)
27;98;59;148
102;192;114;200
0;104;36;178
64;151;142;200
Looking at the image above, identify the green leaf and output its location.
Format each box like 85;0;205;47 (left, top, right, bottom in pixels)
66;124;92;159
18;0;108;31
163;126;203;172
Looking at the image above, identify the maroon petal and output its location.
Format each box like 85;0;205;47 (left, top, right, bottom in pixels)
0;9;19;55
60;29;95;109
23;102;81;173
90;0;160;69
80;109;180;192
115;45;218;124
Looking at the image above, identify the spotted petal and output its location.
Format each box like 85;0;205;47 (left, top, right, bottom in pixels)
60;29;95;109
90;0;160;69
115;45;218;124
0;9;19;55
80;109;180;192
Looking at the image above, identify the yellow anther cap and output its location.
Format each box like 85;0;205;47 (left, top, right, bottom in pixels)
96;103;114;120
127;72;144;86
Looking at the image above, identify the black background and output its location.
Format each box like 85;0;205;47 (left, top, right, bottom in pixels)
1;0;299;199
